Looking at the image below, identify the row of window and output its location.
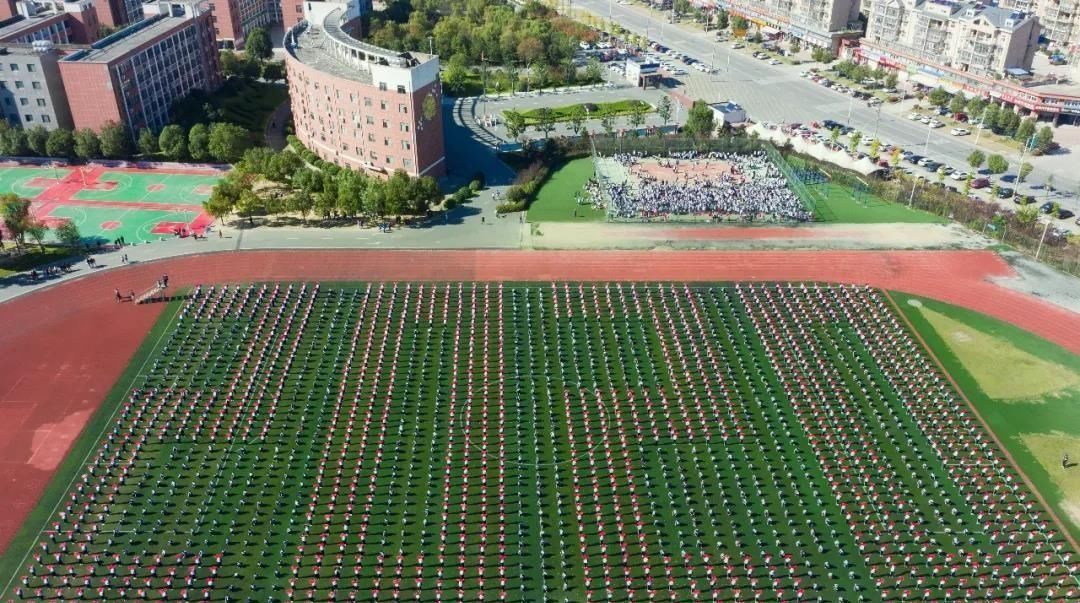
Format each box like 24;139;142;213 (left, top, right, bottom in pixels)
7;113;52;123
0;81;43;90
3;97;48;107
0;63;37;73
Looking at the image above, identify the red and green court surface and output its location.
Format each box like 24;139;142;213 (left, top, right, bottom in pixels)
0;163;222;244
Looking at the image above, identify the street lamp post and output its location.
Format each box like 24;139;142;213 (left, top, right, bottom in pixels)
972;105;991;147
922;118;932;155
1011;134;1036;204
1035;218;1051;260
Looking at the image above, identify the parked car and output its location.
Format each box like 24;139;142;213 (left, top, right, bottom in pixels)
1040;201;1056;213
1014;195;1036;205
731;42;744;49
937;165;954;175
953;112;968;122
971;178;990;189
1059;209;1076;219
929;120;945;128
950;171;969;181
769;58;782;65
950;127;970;136
916;157;935;167
996;187;1015;199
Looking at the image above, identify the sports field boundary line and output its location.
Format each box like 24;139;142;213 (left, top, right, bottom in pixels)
884;289;1080;556
0;298;184;596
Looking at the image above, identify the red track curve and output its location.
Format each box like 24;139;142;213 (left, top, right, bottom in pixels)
0;249;1077;556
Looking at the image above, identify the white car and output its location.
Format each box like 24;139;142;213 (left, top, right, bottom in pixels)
929;120;944;128
950;127;970;136
769;58;781;65
950;171;969;181
908;112;923;120
731;43;744;49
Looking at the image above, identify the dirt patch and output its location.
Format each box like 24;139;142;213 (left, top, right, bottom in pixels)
920;306;1079;400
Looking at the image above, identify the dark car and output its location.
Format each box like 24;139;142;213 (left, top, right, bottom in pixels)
996;187;1015;198
1058;209;1076;220
906;154;923;164
970;178;990;189
1014;195;1036;205
924;161;942;172
822;119;840;129
1040;201;1055;213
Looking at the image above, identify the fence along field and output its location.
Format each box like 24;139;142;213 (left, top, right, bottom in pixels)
2;282;1076;601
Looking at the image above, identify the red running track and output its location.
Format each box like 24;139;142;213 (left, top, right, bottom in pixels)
0;249;1077;556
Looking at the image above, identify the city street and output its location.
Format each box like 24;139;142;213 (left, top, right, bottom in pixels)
573;0;1080;217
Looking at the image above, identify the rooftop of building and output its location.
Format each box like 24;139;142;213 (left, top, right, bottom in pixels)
914;0;1034;30
286;8;435;85
709;101;744;112
61;12;194;63
0;10;66;41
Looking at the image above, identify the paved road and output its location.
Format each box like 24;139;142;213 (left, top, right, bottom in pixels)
573;0;1080;216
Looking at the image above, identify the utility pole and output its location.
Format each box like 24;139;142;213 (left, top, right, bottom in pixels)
972;105;990;147
872;102;882;141
1035;218;1051;259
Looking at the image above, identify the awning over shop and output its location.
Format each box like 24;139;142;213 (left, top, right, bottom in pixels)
910;73;940;88
760;26;780;35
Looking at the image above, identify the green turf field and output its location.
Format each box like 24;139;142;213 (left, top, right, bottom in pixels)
2;283;1075;601
807;183;944;224
526;158;606;222
48;205;200;244
893;292;1080;545
0;167;70;198
72;172;219;205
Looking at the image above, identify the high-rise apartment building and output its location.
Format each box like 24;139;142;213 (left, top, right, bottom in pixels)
0;42;73;128
207;0;275;49
704;0;862;51
284;0;444;178
0;0;99;44
999;0;1078;55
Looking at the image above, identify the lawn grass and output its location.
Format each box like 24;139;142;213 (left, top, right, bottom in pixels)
525;157;606;222
509;99;652;126
0;245;79;277
809;180;945;223
0;296;184;591
892;292;1080;544
172;78;288;142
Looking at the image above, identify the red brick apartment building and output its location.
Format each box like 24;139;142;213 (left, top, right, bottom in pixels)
58;1;220;133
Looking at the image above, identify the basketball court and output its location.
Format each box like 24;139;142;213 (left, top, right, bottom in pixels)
0;163;222;244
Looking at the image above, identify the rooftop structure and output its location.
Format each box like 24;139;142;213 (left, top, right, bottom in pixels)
0;0;98;44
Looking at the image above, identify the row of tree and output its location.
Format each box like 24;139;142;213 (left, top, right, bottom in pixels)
926;87;1055;152
0;120;250;164
203;141;444;224
831;60;900;90
368;0;585;74
1;194;80;250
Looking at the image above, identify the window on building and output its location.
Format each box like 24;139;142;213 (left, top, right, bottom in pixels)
364;97;371;107
385;155;392;164
19;98;27;106
403;159;413;168
8;64;17;71
36;99;45;107
400;123;409;133
365;115;374;124
25;64;34;73
14;81;23;89
367;133;375;142
402;141;411;150
31;81;40;90
381;119;388;128
41;114;50;123
24;114;32;122
399;104;408;114
379;100;386;110
383;137;389;146
369;151;377;160
396;85;406;94
378;82;387;91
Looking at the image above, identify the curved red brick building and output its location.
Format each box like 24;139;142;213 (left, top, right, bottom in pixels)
284;0;445;178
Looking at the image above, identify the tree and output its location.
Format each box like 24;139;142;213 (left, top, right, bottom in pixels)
203;172;249;222
443;53;470;96
928;87;951;107
245;27;273;61
981;105;1000;132
24;218;46;251
260;61;285;82
158;125;187;161
220;51;242;78
848;131;862;152
966;150;985;170
26;125;49;156
208;123;249;163
962;172;973;196
45;129;75;158
1035;125;1054;153
188;123;211;161
0;127;29;156
137;128;158;157
829;127;841;147
288;190;315;223
1014;117;1035;145
1018;161;1033;183
73;129;100;160
235;188;266;225
99;121;131;159
584;58;602;84
716;9;728;29
1016;204;1038;225
0;194;31;248
629;105;646;134
789;39;801;54
868;138;881;160
890;147;902;166
55;220;81;248
986;154;1008;175
266;152;303;182
600;115;615;138
884;72;898;89
568;104;586;138
948;94;966;115
536;107;556;139
657;96;673;129
504;111;527;142
684;99;714;138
